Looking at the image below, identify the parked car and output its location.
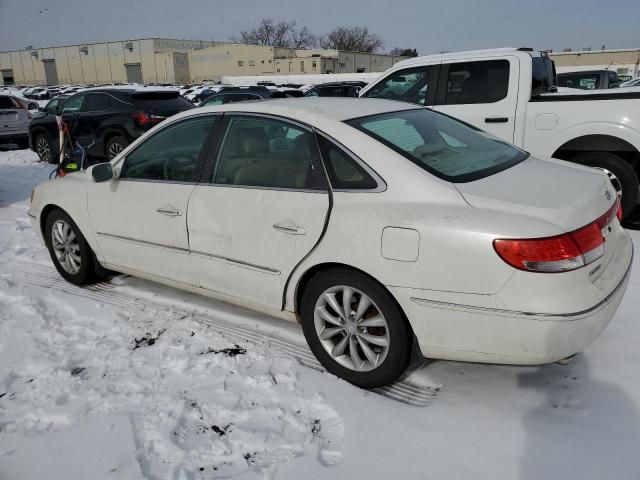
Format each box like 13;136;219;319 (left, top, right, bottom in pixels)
0;94;38;147
360;48;640;219
200;86;287;106
29;98;632;388
304;81;367;97
29;88;194;163
557;70;621;90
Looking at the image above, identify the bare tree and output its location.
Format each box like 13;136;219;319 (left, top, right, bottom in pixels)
231;18;317;49
389;47;419;57
318;26;383;53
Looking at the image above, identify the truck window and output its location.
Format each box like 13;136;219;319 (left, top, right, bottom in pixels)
440;60;510;105
361;66;437;105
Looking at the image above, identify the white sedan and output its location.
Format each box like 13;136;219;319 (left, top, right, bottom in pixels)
29;98;633;387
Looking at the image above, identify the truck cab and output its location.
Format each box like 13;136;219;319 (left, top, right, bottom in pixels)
360;48;640;220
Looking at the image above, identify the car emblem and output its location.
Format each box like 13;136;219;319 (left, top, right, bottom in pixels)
605;190;612;201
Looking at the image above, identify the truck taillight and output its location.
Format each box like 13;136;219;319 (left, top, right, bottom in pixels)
493;199;619;273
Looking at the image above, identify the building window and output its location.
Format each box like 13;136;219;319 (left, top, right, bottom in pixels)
249;60;255;66
357;68;365;73
312;61;317;69
269;59;272;63
339;62;346;68
238;61;244;66
300;61;305;72
261;60;265;64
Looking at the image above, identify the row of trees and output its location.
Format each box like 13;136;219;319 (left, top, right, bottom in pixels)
231;19;418;56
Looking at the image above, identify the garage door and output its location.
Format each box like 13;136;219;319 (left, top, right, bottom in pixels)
43;60;58;85
125;63;142;84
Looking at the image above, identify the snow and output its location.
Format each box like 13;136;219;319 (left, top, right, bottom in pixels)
1;148;640;479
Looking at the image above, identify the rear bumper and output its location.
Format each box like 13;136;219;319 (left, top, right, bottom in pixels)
392;232;633;365
0;131;28;143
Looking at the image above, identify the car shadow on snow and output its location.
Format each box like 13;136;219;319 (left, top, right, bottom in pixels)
518;355;640;480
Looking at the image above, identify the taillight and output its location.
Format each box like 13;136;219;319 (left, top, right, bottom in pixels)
494;200;619;273
131;111;164;125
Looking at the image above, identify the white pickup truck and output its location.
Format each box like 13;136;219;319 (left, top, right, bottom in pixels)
359;48;640;219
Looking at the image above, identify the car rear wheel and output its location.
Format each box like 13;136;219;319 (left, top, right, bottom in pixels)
572;152;638;219
106;135;128;160
44;209;97;285
300;268;412;388
35;133;55;164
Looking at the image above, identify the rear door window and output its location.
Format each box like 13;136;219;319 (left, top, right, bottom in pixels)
212;116;326;190
81;93;110;112
0;96;17;109
439;60;510;105
362;66;438;105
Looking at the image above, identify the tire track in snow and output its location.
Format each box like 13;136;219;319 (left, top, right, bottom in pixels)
15;260;440;407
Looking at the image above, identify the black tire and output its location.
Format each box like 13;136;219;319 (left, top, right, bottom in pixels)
105;135;128;160
572;152;639;219
44;208;97;285
34;133;56;164
300;268;412;388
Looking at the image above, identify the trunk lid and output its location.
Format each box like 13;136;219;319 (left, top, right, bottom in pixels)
455;156;620;283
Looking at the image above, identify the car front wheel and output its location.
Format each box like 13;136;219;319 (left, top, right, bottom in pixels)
300;268;412;388
44;208;97;285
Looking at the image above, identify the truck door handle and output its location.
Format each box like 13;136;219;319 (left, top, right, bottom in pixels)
485;117;509;123
273;223;306;235
156;207;182;216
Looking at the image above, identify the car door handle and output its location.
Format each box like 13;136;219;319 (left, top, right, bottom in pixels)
273;223;306;235
156;207;182;216
485;117;509;123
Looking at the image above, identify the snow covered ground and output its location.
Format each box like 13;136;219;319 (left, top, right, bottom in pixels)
1;148;639;479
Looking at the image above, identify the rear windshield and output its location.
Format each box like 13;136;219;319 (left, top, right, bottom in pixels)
347;108;528;183
0;96;18;109
129;91;194;111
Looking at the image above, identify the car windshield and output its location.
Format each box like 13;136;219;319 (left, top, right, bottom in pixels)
347;108;528;182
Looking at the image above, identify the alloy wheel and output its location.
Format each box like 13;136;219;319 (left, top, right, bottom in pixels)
36;136;51;163
314;285;390;372
107;142;124;160
51;220;81;274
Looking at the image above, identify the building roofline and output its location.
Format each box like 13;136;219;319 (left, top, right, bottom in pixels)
0;37;215;54
550;48;640;56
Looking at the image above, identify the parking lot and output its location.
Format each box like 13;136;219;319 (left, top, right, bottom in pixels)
1;148;639;479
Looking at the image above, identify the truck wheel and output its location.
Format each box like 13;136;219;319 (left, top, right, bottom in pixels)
572;152;638;219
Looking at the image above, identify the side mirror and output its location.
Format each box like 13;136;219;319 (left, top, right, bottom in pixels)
91;162;114;182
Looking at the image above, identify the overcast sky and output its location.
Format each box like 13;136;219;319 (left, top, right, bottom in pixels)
1;0;638;54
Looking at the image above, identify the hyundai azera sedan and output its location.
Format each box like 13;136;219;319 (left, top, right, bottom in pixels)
29;98;633;387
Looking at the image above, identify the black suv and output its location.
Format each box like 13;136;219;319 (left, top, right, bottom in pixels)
200;86;299;106
29;88;194;163
303;81;367;97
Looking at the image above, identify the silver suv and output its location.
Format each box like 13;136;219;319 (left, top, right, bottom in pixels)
0;94;31;148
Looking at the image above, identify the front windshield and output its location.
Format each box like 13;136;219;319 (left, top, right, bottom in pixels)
347;108;528;182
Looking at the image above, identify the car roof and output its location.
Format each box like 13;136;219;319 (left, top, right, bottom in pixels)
192;97;422;123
